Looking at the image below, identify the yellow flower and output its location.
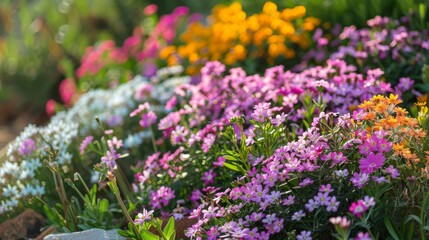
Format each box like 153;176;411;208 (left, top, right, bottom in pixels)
162;2;316;72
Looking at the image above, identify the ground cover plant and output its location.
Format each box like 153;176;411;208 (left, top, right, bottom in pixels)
1;1;429;240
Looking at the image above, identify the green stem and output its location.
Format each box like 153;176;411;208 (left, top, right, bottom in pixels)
420;190;429;240
149;126;158;152
65;179;86;202
108;177;142;240
76;173;91;196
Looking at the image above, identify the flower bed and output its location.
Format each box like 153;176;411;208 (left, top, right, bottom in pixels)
1;1;429;240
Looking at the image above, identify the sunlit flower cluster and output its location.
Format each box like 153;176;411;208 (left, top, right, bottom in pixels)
160;2;319;75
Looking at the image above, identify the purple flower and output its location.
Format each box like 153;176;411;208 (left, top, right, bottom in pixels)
79;136;93;154
291;210;306;221
314;192;331;206
19;138;36;156
282;195;295;206
251;102;273;122
299;178;314;187
202;206;219;220
305;198;320;212
351;172;370;189
271;113;288;127
326;196;340;212
362;196;376;208
385;165;400;178
297;230;312;240
101;146;121;170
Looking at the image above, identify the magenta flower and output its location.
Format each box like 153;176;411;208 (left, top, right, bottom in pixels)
349;200;368;218
140;111;157;128
150;186;175;209
201;169;216;185
359;152;385;173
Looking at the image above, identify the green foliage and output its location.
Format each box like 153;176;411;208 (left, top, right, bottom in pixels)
41;151;120;232
0;0;148;112
118;216;176;240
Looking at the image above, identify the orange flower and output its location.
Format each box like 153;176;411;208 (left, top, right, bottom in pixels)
387;94;402;105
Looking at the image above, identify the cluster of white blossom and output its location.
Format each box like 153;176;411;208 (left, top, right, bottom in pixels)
0;67;190;215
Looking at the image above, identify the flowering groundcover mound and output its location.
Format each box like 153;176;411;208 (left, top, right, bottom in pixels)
1;2;429;240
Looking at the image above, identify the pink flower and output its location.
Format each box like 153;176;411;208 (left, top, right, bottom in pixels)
45;99;57;116
59;78;76;106
130;102;150;117
134;208;154;225
165;96;177;111
329;216;350;228
150;186;175;209
359;152;385;174
202;134;215;153
143;4;158;15
355;232;372;240
107;136;123;150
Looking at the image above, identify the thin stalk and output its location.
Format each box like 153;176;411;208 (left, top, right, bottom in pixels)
420;190;429;240
108;177;142;240
76;173;91;196
149;126;158;152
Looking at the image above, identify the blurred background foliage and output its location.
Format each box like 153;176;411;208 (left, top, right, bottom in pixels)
0;0;427;124
0;0;147;119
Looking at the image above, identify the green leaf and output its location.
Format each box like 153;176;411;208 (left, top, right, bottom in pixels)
141;229;160;240
99;198;109;212
117;229;134;238
223;162;240;172
422;65;429;85
384;217;400;240
163;217;175;240
224;155;239;161
404;214;422;225
43;205;54;220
